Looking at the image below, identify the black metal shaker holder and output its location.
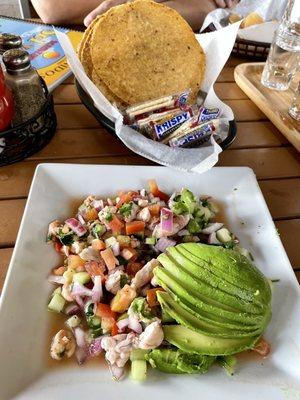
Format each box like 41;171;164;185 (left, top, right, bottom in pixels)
0;79;57;167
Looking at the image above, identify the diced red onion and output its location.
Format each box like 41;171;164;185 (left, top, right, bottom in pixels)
160;208;173;233
65;303;80;315
177;229;189;237
112;242;120;257
201;222;224;235
208;232;221;245
92;199;104;211
77;213;86;226
109;364;125;381
74;295;84;308
117;318;129;331
74;327;86;348
75;347;88;365
47;275;66;285
155;237;176;253
65;218;87;237
72;281;93;297
91;275;102;303
88;337;103;357
128;316;143;334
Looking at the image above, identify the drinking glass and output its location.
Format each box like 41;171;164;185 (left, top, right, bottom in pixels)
261;0;300;91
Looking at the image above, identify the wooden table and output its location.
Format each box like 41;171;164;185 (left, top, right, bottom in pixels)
0;56;299;292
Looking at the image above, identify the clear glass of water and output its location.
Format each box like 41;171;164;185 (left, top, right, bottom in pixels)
261;0;300;91
289;81;300;120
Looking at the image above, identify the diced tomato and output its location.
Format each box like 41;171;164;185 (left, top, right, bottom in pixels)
148;179;169;202
54;241;62;253
116;191;138;209
95;303;117;319
146;287;165;307
126;262;143;276
85;260;105;278
121;247;137;261
101;247;118;270
107;215;124;234
111;321;119;336
91;239;106;251
110;284;137;313
148;203;161;216
253;338;271;357
125;220;145;235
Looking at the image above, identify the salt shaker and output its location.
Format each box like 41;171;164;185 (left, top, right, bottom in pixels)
0;34;22;57
2;49;46;126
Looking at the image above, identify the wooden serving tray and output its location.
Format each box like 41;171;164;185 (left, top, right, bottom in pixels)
234;62;300;151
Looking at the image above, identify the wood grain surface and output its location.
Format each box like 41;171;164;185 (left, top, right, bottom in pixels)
0;57;299;295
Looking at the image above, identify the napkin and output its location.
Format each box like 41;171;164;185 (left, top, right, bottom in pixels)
55;21;240;174
201;0;287;43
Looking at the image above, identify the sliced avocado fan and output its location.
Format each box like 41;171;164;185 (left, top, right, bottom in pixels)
154;243;271;355
146;348;216;374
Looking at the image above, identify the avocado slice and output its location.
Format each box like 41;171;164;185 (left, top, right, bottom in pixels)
146;348;216;374
178;243;271;306
158;251;263;316
155;266;265;333
163;325;260;356
157;291;262;338
168;246;268;311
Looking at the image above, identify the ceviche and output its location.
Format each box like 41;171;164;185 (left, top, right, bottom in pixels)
47;180;271;381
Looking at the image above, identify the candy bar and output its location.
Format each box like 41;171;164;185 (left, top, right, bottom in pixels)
169;120;218;148
147;108;194;141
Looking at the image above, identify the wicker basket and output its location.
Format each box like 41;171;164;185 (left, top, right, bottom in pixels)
0;80;57;167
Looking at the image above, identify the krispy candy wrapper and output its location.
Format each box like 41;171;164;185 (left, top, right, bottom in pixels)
201;0;287;43
54;22;240;174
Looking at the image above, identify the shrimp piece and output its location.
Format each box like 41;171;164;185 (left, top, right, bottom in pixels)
131;259;160;290
48;220;61;238
50;329;76;360
138;321;164;350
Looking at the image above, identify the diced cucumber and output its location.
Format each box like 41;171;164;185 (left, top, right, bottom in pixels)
73;272;91;285
52;286;62;296
66;315;81;329
216;228;232;243
92;224;106;239
63;268;75;284
131;360;147;381
145;237;156;245
48;293;65;313
203;207;213;221
90;315;101;327
130;349;149;361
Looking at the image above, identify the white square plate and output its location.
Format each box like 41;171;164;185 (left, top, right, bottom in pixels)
0;164;299;400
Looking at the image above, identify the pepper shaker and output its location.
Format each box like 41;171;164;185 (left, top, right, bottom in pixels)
2;49;46;126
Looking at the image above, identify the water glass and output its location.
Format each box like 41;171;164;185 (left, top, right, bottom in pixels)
261;0;300;91
289;81;300;120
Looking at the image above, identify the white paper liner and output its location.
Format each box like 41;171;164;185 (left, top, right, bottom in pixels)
202;0;287;43
54;21;240;174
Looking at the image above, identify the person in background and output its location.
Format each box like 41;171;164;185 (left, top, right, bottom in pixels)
31;0;237;31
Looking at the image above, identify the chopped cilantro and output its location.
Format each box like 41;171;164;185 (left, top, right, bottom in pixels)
105;213;113;222
119;202;133;217
222;241;236;250
120;275;129;288
57;230;74;246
